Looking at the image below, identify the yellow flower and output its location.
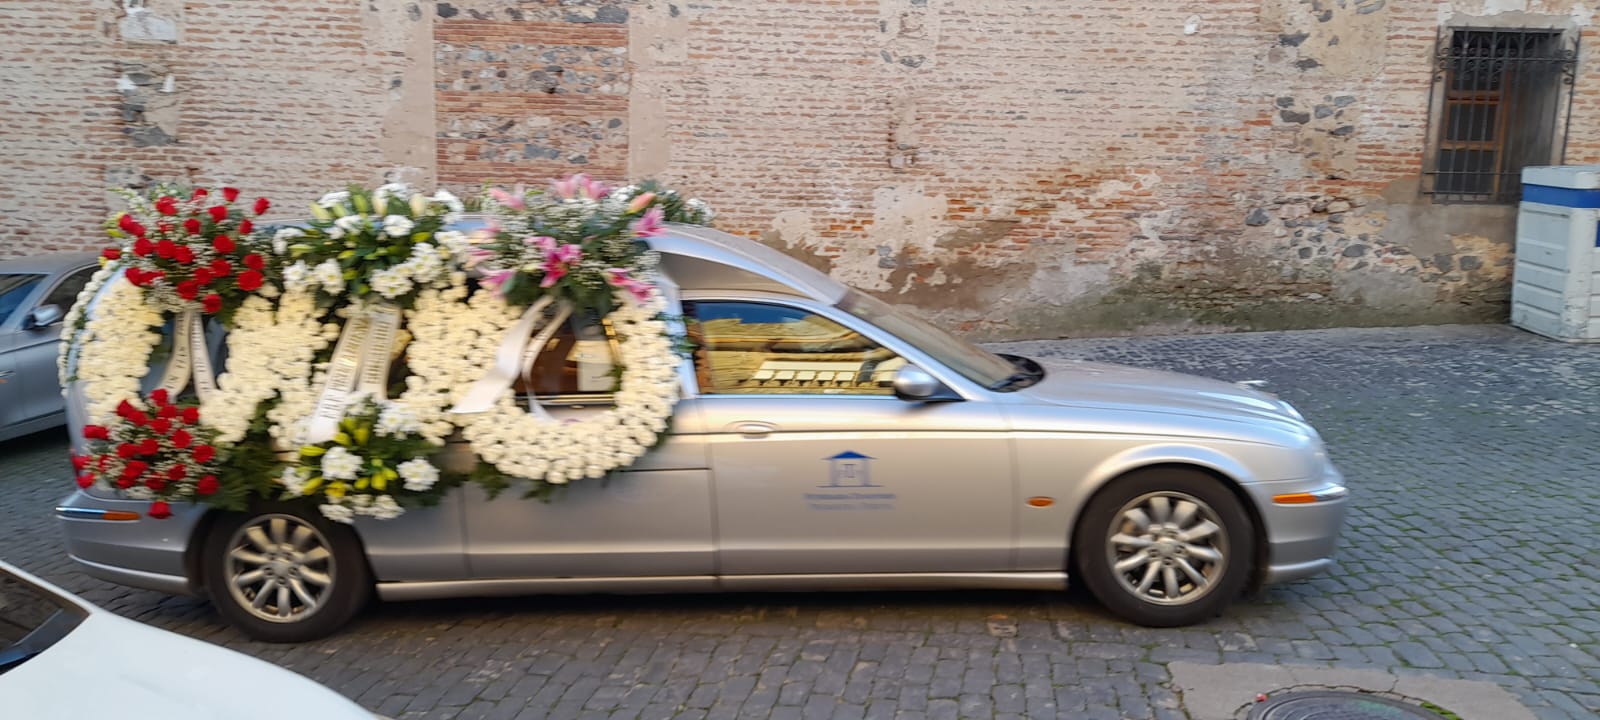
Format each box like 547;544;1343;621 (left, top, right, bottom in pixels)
326;482;348;499
299;445;327;457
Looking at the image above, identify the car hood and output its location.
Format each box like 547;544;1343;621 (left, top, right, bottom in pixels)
1014;359;1301;427
3;611;371;720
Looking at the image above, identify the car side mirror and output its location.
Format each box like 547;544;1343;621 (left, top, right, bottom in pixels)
892;364;961;403
23;304;63;330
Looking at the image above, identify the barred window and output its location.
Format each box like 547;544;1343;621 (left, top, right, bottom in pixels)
1424;28;1578;204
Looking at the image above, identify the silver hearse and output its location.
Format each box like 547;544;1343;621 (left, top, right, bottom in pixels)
57;224;1347;642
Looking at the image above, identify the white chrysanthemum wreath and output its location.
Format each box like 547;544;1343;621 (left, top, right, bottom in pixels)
399;274;523;445
210;289;336;445
456;289;680;485
58;259;125;387
70;274;166;425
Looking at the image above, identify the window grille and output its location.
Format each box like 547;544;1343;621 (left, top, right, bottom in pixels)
1423;28;1578;204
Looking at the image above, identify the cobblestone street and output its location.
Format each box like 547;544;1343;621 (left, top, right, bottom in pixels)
3;324;1598;719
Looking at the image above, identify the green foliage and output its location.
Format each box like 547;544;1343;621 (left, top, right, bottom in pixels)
288;184;457;309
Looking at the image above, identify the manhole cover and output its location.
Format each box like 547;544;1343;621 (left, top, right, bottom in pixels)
1248;691;1447;720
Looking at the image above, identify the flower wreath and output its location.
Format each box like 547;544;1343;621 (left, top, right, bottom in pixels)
68;271;166;425
454;289;681;486
446;175;703;487
66;174;711;520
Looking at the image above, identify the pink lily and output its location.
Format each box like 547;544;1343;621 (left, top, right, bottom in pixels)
488;186;525;211
551;177;576;200
551;243;583;265
480;269;515;295
539;266;567;288
582;175;610;199
465;248;497;268
551;173;610;201
630;207;666;238
538;243;583;288
625;191;657;214
605;267;656;304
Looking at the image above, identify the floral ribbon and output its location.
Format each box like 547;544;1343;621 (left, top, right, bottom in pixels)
450;296;563;417
305;303;403;443
451;271;684;418
157;309;218;403
517;302;572;417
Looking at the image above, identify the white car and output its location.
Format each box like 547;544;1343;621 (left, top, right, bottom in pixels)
0;560;377;719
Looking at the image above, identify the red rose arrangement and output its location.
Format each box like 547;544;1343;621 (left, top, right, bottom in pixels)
73;389;224;519
108;186;275;319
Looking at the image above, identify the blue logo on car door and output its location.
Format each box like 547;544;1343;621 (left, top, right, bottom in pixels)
806;451;896;511
822;450;878;488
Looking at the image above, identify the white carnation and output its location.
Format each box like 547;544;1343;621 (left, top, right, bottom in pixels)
313;260;345;294
280;466;310;496
376;403;420;436
335;215;367;236
365;494;404;520
320;446;363;480
273;227;304;255
283;261;311;292
319;503;354;524
318;191;350;208
383;215;415;237
370;267;413;300
397;458;439;492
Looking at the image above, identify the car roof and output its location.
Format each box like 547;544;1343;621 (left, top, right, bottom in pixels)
0;252;100;276
653;224;847;304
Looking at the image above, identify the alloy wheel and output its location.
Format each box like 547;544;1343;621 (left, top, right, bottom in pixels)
1105;491;1228;606
224;514;336;623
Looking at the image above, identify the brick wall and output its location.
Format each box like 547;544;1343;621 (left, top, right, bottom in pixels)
0;0;428;257
4;0;1598;338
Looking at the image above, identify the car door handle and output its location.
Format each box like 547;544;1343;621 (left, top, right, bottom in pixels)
731;421;777;437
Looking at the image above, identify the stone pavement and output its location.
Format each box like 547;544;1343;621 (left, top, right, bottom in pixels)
3;324;1599;719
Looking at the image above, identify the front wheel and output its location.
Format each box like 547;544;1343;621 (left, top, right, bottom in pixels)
1073;469;1254;627
201;506;370;642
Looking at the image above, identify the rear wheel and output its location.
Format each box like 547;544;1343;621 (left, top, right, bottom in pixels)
1073;468;1254;627
201;506;369;642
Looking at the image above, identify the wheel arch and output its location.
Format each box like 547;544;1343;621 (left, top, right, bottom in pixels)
1066;446;1269;588
182;503;378;596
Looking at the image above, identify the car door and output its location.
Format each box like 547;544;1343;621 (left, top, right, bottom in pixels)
0;272;48;431
17;266;95;421
684;298;1015;576
0;330;19;432
459;313;716;580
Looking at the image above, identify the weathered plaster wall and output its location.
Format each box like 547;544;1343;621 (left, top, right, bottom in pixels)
0;0;435;255
623;0;1600;338
5;0;1598;339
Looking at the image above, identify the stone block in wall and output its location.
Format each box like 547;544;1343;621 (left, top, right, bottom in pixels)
434;18;629;185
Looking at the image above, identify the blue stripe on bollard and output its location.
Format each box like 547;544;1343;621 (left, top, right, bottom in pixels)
1523;184;1600;208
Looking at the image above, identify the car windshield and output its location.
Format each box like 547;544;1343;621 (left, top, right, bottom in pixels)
0;568;86;675
836;289;1019;388
0;274;45;326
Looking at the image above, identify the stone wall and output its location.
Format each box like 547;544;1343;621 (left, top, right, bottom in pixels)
3;0;1598;339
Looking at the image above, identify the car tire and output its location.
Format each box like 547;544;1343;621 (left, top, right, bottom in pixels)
201;505;370;643
1073;468;1254;627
